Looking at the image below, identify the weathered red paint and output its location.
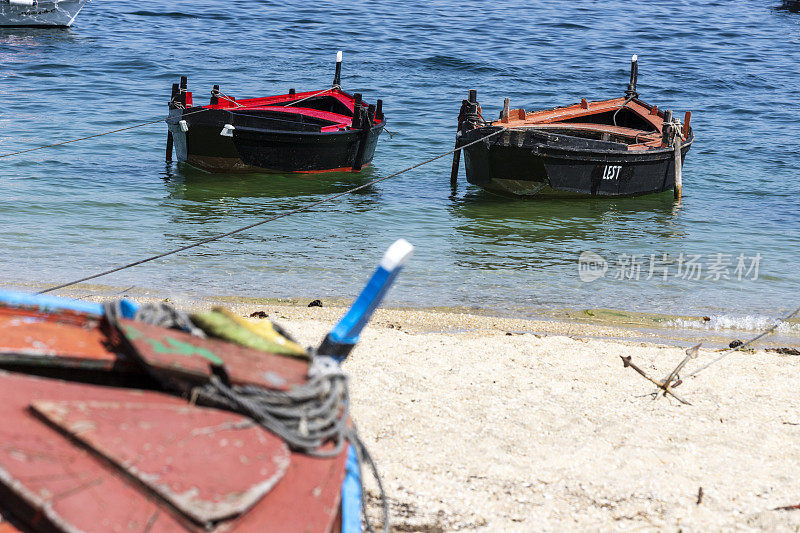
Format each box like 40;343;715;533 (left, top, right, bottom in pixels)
0;371;348;532
33;400;291;526
0;306;118;371
491;97;669;150
115;319;310;391
205;88;380;130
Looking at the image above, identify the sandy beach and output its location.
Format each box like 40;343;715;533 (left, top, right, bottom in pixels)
148;296;800;532
8;284;800;531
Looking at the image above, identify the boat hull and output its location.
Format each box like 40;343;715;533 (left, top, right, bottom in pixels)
168;108;384;173
0;0;88;27
460;126;693;198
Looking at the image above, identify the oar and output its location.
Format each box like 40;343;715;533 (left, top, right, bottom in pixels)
450;137;461;188
166;130;173;162
317;239;414;361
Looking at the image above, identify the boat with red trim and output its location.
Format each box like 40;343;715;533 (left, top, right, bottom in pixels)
451;56;693;198
166;52;386;174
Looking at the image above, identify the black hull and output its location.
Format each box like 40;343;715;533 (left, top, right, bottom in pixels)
167;108;384;173
460;126;693;198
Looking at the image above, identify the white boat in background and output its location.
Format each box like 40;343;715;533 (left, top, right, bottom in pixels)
0;0;89;27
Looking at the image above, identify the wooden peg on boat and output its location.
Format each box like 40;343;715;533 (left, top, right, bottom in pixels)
180;76;188;107
673;132;683;199
333;50;342;87
502;98;510;123
166;131;173;162
351;93;363;129
683;111;692;139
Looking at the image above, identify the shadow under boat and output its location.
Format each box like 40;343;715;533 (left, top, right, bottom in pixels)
161;163;382;224
447;190;686;270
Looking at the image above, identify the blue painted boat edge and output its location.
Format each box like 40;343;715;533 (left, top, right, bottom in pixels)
341;444;362;532
0;290;139;318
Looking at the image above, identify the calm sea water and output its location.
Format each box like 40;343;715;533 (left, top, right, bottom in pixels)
1;0;799;319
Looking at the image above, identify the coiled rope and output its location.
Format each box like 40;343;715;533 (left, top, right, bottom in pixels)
38;127;507;294
196;362;389;532
103;300;390;531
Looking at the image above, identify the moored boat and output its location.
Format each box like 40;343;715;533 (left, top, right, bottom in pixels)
0;0;89;27
452;56;694;198
166;52;386;174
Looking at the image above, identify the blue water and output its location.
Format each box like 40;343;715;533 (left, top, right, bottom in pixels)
1;0;799;317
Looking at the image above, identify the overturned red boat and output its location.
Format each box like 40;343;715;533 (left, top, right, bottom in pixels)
0;239;415;532
166;52;386;174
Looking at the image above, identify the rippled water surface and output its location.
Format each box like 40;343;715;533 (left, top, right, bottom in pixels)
1;0;799;317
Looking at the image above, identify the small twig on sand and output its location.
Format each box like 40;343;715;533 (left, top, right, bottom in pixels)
620;355;692;406
774;503;800;511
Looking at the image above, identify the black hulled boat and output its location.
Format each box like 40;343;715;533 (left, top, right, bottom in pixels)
166;53;385;173
452;56;693;198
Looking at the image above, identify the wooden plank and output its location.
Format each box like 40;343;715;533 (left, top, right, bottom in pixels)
116;320;310;391
0;371;347;533
492;97;663;133
0;307;119;371
0;373;194;532
33;401;291;526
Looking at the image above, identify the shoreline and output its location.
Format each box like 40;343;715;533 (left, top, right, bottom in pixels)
7;281;799;350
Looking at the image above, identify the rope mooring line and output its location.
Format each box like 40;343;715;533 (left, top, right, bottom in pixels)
38;127;507;295
682;303;800;380
0;87;361;160
624;304;800;404
0;107;213;161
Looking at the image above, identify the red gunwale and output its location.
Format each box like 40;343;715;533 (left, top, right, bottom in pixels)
492;97;674;151
191;88;381;133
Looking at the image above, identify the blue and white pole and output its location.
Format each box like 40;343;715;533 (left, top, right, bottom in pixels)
317;239;414;362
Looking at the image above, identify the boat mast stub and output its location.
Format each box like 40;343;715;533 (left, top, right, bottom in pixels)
333;50;343;88
625;54;639;99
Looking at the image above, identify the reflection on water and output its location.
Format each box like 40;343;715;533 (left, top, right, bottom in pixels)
448;190;684;271
161;162;381;220
1;0;799;316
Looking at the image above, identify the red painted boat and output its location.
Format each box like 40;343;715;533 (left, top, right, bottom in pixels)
0;239;411;532
0;301;357;532
166;52;386;174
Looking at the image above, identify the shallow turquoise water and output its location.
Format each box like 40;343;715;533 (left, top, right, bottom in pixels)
1;0;799;317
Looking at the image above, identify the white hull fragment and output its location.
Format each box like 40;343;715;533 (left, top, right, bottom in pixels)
0;0;89;27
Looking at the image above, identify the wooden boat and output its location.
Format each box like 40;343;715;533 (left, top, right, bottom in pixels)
166;53;386;174
451;56;693;198
0;239;414;532
0;0;89;27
